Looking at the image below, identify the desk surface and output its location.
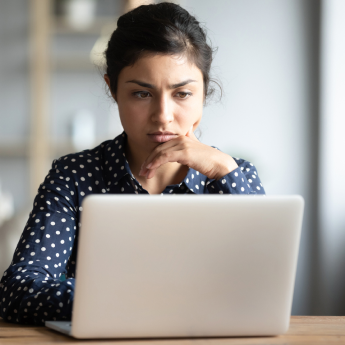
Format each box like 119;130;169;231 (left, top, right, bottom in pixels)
1;316;345;344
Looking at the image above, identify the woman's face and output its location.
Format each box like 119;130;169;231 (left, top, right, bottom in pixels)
110;54;204;154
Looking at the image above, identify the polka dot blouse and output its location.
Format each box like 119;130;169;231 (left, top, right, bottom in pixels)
0;132;265;325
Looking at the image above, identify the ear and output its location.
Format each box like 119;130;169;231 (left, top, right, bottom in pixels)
104;74;117;102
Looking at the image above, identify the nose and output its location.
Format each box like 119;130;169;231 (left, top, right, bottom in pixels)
150;94;174;125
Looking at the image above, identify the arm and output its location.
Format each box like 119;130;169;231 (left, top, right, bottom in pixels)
138;127;265;195
206;157;266;195
0;158;78;325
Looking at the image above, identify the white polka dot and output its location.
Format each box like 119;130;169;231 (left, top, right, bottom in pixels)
241;187;245;192
80;192;85;196
256;186;261;190
61;218;66;222
195;185;199;189
51;243;55;248
41;247;46;251
56;291;61;296
248;179;252;183
30;252;35;256
234;172;238;177
80;165;84;168
46;234;50;238
47;256;51;260
219;190;223;194
29;289;34;293
221;179;226;184
35;219;40;223
232;183;236;187
51;222;55;226
35;239;40;243
80;177;85;181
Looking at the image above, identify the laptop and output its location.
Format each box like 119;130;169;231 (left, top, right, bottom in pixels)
45;194;304;339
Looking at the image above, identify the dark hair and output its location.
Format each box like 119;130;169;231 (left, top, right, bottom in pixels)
104;2;220;103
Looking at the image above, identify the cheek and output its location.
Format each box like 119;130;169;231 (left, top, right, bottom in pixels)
117;98;148;130
177;97;203;126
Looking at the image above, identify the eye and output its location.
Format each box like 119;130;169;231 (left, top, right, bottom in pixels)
133;91;151;99
175;92;192;99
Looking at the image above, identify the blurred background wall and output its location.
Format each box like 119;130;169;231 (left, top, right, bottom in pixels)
0;0;344;315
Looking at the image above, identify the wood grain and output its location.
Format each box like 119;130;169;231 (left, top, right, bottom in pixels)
1;316;345;344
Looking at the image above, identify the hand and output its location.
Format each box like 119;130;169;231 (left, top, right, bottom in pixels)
139;126;238;180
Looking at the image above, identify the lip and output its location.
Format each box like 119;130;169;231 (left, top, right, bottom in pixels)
148;131;178;143
149;131;175;135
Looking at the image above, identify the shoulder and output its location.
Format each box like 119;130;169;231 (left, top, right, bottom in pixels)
53;139;112;169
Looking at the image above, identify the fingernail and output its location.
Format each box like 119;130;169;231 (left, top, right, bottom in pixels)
146;163;152;169
139;168;144;176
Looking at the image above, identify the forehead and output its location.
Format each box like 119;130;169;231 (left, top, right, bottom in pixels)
118;54;203;84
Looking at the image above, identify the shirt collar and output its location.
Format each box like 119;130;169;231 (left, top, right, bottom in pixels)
103;132;133;188
103;131;207;194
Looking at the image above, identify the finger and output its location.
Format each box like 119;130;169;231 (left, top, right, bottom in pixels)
147;149;185;172
142;138;181;170
146;168;156;179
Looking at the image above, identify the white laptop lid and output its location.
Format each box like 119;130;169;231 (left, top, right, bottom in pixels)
71;195;304;339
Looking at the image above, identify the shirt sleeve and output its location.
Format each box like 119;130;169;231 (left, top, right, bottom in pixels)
206;158;266;195
0;157;78;325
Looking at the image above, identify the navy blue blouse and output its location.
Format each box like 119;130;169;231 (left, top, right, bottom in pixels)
0;132;265;325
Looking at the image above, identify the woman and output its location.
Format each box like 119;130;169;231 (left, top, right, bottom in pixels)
0;2;265;325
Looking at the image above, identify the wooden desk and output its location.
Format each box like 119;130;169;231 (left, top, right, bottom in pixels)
1;316;345;344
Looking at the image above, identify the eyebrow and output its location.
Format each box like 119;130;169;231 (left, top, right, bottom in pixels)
125;79;197;89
